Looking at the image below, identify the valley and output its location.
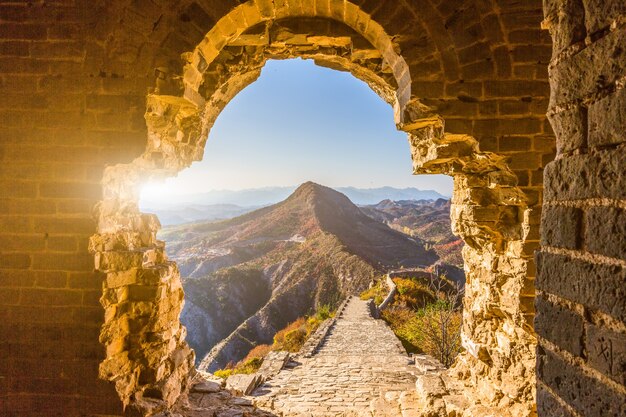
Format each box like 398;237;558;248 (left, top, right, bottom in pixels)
157;182;463;372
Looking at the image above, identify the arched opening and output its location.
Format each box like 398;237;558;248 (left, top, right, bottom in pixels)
90;2;537;415
139;55;457;372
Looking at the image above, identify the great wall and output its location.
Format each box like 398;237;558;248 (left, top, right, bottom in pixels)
1;1;625;416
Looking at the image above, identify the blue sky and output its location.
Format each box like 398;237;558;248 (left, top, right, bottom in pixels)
141;59;452;200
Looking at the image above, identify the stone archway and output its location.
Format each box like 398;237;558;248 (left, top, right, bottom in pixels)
90;1;537;415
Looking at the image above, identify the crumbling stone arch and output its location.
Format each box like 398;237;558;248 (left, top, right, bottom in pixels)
91;1;542;415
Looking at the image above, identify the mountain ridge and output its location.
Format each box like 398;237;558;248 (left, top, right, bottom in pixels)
161;182;439;371
141;185;449;211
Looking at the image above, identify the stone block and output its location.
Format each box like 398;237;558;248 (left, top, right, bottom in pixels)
225;373;262;395
535;295;584;357
537;347;626;417
586;324;626;386
585;206;626;261
540;205;582;249
257;350;289;379
583;0;626;34
0;253;31;269
18;288;81;307
588;87;626;148
34;216;95;235
499;136;531;152
547;105;587;154
543;0;586;53
550;29;626;108
543;149;626;201
536;251;626;321
485;80;549;98
537;382;577;417
31;253;94;272
95;251;144;272
191;379;221;394
105;270;138;289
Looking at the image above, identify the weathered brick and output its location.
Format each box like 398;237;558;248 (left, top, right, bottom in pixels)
68;272;103;290
0;253;31;269
0;235;45;252
536;251;626;321
543;0;586;53
548;105;587;154
31;253;94;272
33;271;67;289
537;347;626;417
0;288;20;305
0;40;29;56
550;29;626;108
499;136;531;152
485;80;549;98
586;324;626;386
511;44;552;64
30;41;83;60
0;180;38;199
507;152;542;170
514;170;530;186
19;288;82;306
541;205;582;249
582;0;626;34
535;295;584;356
461;60;495;81
544;149;626;201
33;217;95;235
588;87;626;148
0;270;35;287
56;199;97;215
498;100;529;116
46;235;78;252
0;23;47;40
531;169;544;186
585;206;626;261
533;136;556;153
537;382;578;417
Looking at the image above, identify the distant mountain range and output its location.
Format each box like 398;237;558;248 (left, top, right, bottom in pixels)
141;186;448;209
160;182;439;371
141;186;449;226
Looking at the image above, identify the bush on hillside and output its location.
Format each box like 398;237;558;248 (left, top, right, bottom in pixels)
214;305;336;378
379;275;463;368
359;279;387;305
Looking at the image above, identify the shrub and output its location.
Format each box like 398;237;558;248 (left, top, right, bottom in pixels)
214;368;233;379
273;317;306;349
381;277;464;368
213;356;264;379
359;279;388;305
214;305;337;377
413;301;462;367
394;278;435;309
243;344;272;362
316;304;333;321
282;328;307;352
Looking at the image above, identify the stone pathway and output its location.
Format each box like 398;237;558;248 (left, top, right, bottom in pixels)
250;296;419;416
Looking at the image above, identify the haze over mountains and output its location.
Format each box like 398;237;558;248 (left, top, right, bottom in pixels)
141;186;449;225
159;182;441;371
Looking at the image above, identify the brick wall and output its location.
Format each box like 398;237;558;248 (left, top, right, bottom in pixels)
537;1;626;416
0;1;157;415
0;0;573;415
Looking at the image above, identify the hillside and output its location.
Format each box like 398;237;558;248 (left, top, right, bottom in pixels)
360;199;464;268
160;182;438;371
